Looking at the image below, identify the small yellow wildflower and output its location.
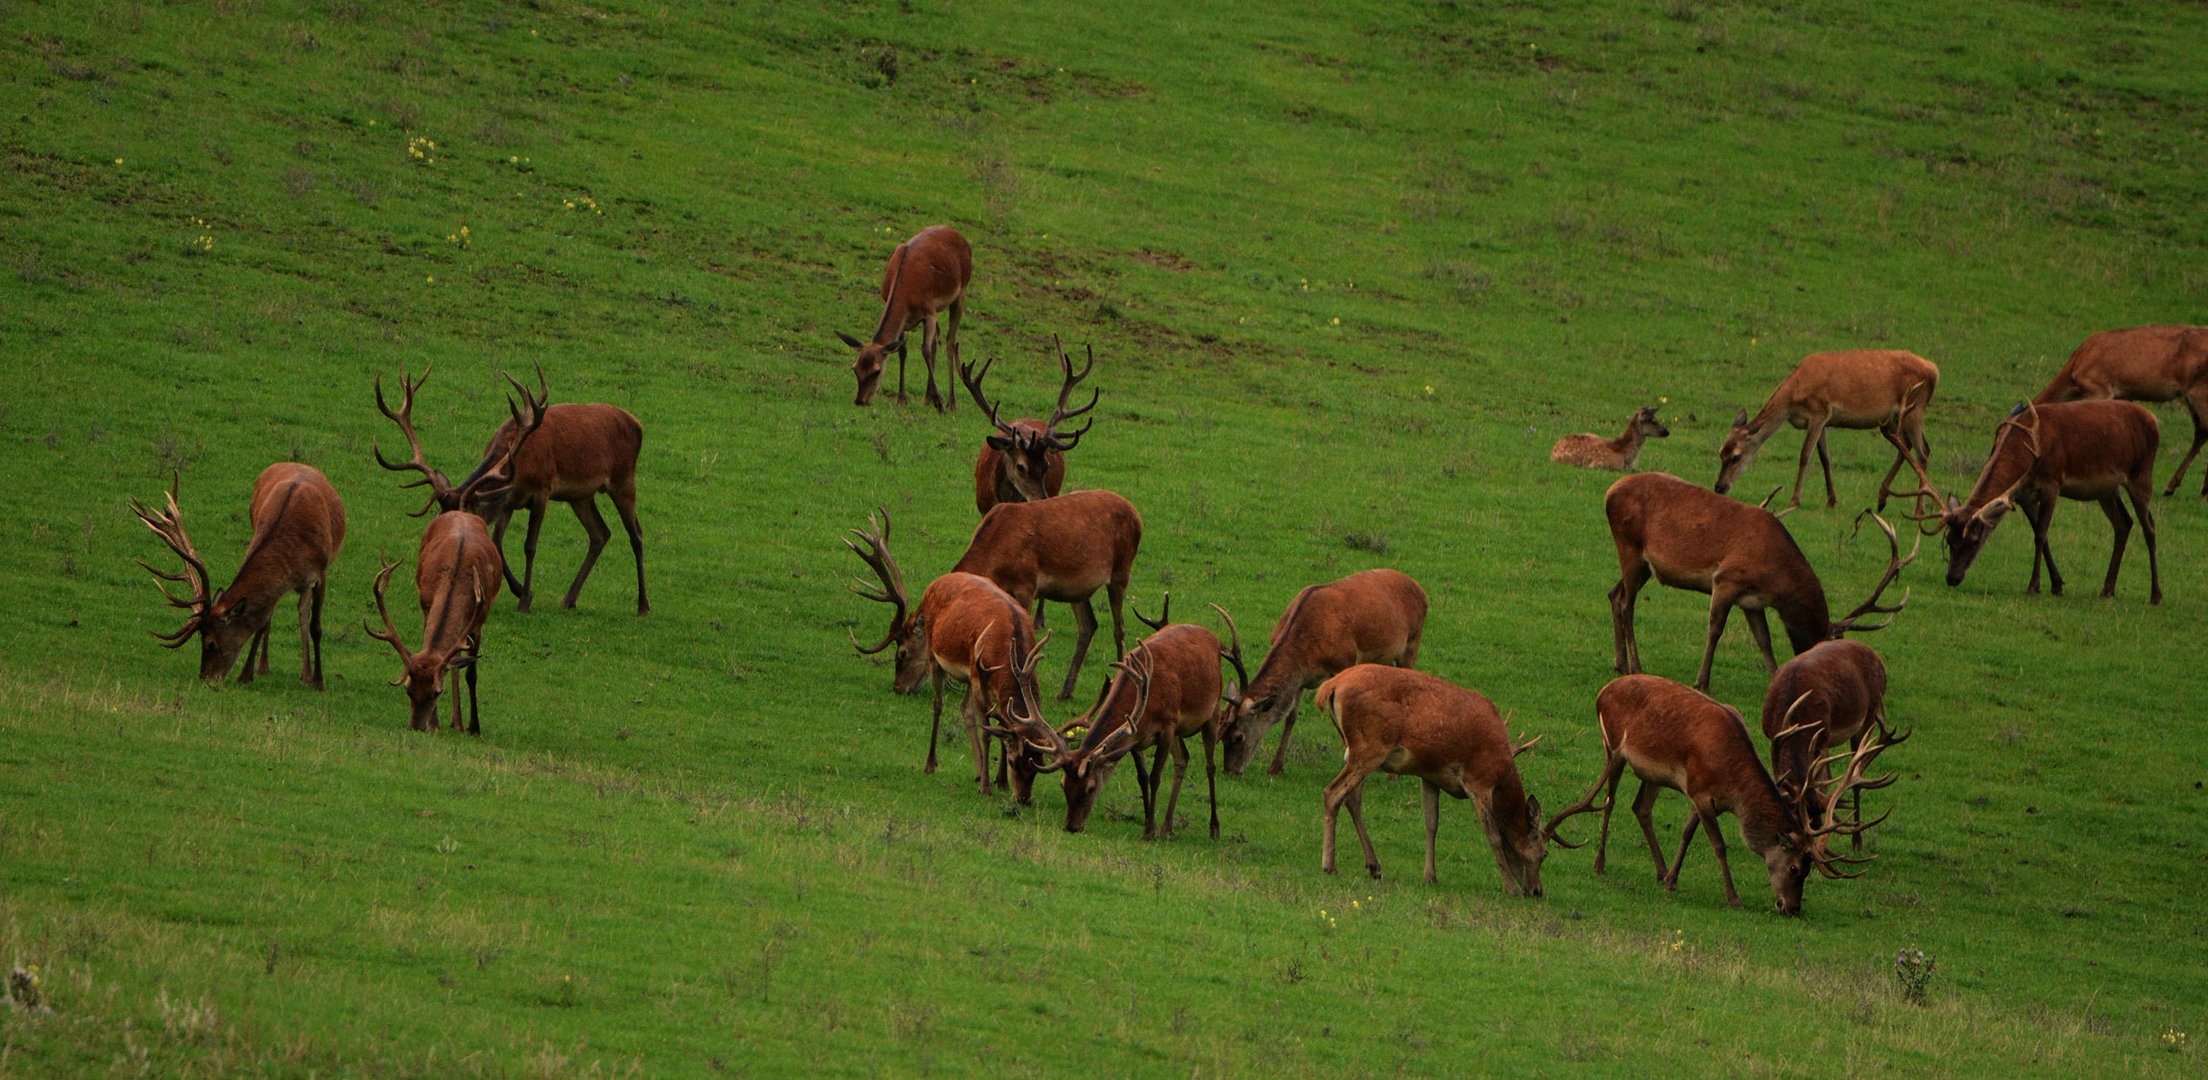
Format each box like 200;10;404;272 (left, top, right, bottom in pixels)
115;157;124;164
1329;317;1341;326
426;275;434;283
1424;385;1436;396
1351;900;1360;910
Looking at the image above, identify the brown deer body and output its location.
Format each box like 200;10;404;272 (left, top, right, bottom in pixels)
962;338;1097;514
131;465;346;687
460;402;648;615
840;225;972;411
367;511;505;733
1763;639;1889;846
953;489;1141;701
1715;350;1939;510
1221;569;1427;776
1314;666;1547;896
1544;674;1893;914
2033;325;2208;496
1923;400;2161;603
1550;405;1670;471
1606;472;1912;691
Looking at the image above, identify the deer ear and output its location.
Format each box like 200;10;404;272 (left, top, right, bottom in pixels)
986;434;1015;451
1732;408;1749;428
836;331;864;349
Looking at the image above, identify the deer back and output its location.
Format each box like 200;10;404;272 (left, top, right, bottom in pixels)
464;403;641;508
917;572;1038;706
952;490;1141;603
874;225;972;338
2035;325;2208;403
1322;666;1530;808
415;511;504;658
1606;473;1830;639
228;463;346;613
1248;569;1426;699
1762;639;1886;794
1958;400;2158;515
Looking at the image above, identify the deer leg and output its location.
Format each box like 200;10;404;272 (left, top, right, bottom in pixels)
1397;627;1421;669
1058;598;1099;701
1344;785;1383;880
925;671;945;774
297;587;318;688
2131;482;2162;604
1813;425;1838;508
1611;562;1651;674
1742;607;1778;673
920;312;945;413
1203;725;1221;839
1321;760;1374;875
1787;418;1824;510
1694;587;1739;692
1131;745;1155;829
254;619;273;677
1632;781;1672;884
1160;738;1192;839
1695;805;1741;907
1591;759;1627;874
562;498;612;610
2096;493;2132;598
463;644;481;736
944;297;964;389
2029;497;2064;596
962;686;992;796
1421;780;1443;884
1106;577;1129;662
610;485;649;616
309;580;329;689
1031;599;1046;632
2163;390;2208;496
513;504;547;613
1267;701;1299;776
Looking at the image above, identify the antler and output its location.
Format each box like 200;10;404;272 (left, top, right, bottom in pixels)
957;355;1022;440
457;364;552;507
1209;602;1250;708
1511;732;1543;758
128;474;213;646
1132;591;1171;633
1043;335;1098;450
362;556;416;667
1802;716;1910;876
372;366;458;516
1832;511;1919;632
843;508;907;654
1084;647;1154;765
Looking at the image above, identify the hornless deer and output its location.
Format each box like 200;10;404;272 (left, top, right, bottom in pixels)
130;465;346;687
1763;639;1894;850
1901;400;2162;604
960;336;1098;514
1715;350;1939;511
2033;325;2208;496
1607;472;1914;691
838;224;972;411
365;513;504;733
1314;665;1547;896
1550;405;1670;471
952;489;1141;702
846;510;1047;795
1219;568;1427;776
1543;674;1898;915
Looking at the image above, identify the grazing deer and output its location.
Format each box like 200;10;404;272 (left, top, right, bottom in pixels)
1543;674;1897;914
846;510;1046;795
1901;400;2162;604
1607;472;1914;691
960;336;1098;514
365;513;504;733
2033;325;2208;496
1314;666;1547;896
1219;568;1427;776
1715;350;1938;511
952;489;1141;701
1763;639;1891;850
130;465;346;687
995;612;1228;838
1550;405;1670;471
838;225;972;411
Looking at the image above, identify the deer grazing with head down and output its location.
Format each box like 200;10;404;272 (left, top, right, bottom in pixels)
1715;350;1939;511
1550;405;1669;471
839;225;972;412
1606;472;1914;691
960;336;1098;514
130;465;347;688
1899;399;2162;604
1543;674;1899;915
1220;568;1427;776
1314;665;1547;896
2033;325;2208;497
951;489;1141;702
376;367;646;614
846;510;1048;795
365;516;504;734
1763;639;1893;850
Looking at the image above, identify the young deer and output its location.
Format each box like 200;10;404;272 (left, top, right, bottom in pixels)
2033;325;2208;496
1904;400;2162;603
1606;472;1914;691
1544;674;1897;915
130;465;346;687
1219;568;1427;776
846;510;1047;795
839;224;972;411
1550;405;1669;471
952;489;1141;702
1715;350;1938;511
1762;639;1894;850
365;511;505;733
1314;665;1547;896
960;336;1098;514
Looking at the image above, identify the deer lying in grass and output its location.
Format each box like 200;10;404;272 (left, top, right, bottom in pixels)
952;489;1141;701
839;225;972;411
1763;639;1894;851
1903;400;2162;603
1715;350;1938;511
1544;674;1898;915
1314;665;1547;896
1220;568;1427;776
2033;324;2208;496
1550;405;1669;471
1606;472;1914;691
130;466;346;687
961;336;1098;514
365;514;504;734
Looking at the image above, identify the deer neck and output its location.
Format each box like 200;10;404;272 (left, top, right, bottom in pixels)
870;245;913;345
1731;768;1798;854
1963;427;2039;515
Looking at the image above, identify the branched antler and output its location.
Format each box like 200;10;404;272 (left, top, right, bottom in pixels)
1833;511;1919;632
1044;335;1098;450
843;508;907;654
128;474;213;646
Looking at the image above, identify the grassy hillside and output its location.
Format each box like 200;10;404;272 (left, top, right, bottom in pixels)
3;0;2205;1074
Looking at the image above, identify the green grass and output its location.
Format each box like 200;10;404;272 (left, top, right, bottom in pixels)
4;0;2206;1074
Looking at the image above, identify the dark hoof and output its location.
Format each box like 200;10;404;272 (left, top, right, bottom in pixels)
1366;865;1383;881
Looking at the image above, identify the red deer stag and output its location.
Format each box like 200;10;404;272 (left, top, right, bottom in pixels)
1219;568;1427;776
1550;405;1669;471
1607;472;1913;691
1314;666;1547;896
1763;639;1897;850
365;513;504;733
130;465;346;687
846;510;1047;795
1902;400;2162;604
1543;674;1897;915
952;489;1141;702
960;336;1098;514
838;224;972;411
1715;350;1938;511
2033;325;2208;496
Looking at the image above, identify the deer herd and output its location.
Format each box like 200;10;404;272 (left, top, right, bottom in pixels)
127;220;2200;918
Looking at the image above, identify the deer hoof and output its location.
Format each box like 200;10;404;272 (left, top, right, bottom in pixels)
1366;864;1383;880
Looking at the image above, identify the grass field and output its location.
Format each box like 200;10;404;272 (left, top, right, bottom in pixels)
3;0;2207;1074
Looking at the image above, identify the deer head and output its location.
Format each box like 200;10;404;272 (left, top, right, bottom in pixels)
844;508;930;694
450;365;553;522
129;475;257;681
1634;405;1671;440
1713;408;1767;494
959;336;1097;501
839;331;905;406
364;556;477;731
